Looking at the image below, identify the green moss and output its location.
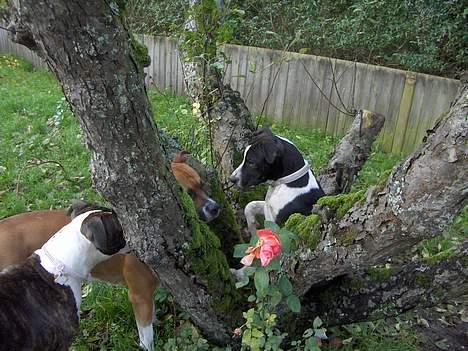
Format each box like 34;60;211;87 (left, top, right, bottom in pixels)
207;175;243;265
343;276;365;293
367;266;397;283
370;302;397;319
417;206;467;264
317;190;365;219
208;176;241;239
338;227;360;246
179;191;241;316
285;213;321;249
129;33;151;68
422;250;454;265
414;272;431;288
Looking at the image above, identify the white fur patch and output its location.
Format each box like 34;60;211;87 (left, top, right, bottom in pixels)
265;170;319;221
136;319;154;351
35;210;111;311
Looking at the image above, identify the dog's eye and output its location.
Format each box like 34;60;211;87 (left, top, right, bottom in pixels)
246;160;256;168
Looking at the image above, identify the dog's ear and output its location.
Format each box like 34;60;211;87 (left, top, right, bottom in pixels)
67;200;113;219
252;126;274;142
66;200;89;218
173;151;189;163
80;212;126;255
263;136;284;164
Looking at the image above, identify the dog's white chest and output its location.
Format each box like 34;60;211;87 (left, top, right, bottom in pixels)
265;184;290;221
265;171;319;222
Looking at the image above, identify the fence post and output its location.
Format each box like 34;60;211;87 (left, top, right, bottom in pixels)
392;72;416;154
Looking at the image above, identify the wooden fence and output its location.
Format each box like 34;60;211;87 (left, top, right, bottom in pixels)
1;29;460;154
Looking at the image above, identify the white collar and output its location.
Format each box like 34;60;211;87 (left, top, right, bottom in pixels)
41;245;89;283
270;161;310;187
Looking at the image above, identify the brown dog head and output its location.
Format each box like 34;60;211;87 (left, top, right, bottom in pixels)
171;152;220;222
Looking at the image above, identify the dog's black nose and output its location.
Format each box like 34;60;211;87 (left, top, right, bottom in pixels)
207;201;220;216
229;174;238;183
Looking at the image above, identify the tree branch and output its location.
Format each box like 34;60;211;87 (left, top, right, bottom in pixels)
289;84;467;296
297;240;468;328
318;109;385;195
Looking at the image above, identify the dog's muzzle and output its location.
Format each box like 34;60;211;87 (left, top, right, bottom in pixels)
228;174;239;185
199;199;220;222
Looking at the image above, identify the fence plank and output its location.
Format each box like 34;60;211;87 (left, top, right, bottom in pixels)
392;72;417;153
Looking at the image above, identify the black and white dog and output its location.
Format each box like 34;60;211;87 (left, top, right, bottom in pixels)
0;210;127;351
230;127;325;234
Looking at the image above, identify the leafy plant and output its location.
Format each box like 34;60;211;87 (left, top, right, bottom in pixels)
124;0;467;77
233;221;327;350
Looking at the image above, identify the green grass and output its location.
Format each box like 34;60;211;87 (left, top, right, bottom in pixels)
327;320;419;351
0;55;102;217
2;54;458;351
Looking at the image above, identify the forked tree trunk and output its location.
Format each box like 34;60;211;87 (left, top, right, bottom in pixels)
7;0;467;345
8;0;233;344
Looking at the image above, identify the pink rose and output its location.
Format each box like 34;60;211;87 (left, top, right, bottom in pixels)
240;228;282;267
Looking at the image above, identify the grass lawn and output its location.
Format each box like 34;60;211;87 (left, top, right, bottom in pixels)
2;54;463;350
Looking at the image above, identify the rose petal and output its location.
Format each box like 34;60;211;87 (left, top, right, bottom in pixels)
240;253;255;266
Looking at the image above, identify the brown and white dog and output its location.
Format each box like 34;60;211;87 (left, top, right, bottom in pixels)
0;152;220;351
0;210;127;351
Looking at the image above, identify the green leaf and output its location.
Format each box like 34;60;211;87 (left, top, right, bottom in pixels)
249;233;259;246
287;294;301;313
279;227;298;242
244;266;256;276
278;276;293;296
313;316;323;329
254;267;269;295
264;220;280;232
314;328;327;340
278;231;291;252
247;294;256;302
232;9;245;16
235;275;249;289
303;328;314;338
270;290;282;307
251;328;263;338
233;243;250;258
266;257;280;271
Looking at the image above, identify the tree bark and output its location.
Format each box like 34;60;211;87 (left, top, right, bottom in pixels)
212;85;255;185
9;1;234;344
298;241;468;327
318;109;385;195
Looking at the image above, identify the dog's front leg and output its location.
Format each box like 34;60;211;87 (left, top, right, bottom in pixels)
123;254;159;351
244;201;265;236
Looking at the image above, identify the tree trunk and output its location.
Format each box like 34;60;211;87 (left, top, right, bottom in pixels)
212;85;255;185
176;0;255;186
9;0;235;344
179;0;202;103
